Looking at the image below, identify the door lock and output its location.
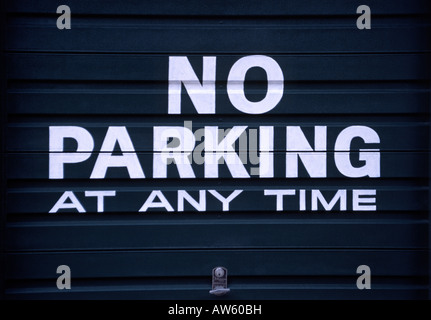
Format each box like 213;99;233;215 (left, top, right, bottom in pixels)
209;266;230;296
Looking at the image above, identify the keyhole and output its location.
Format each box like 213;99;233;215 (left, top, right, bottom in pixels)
215;267;225;278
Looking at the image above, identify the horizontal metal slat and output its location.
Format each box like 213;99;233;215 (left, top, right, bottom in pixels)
6;0;431;16
6;25;431;53
6;218;427;251
6;124;429;152
6;186;428;213
6;249;428;279
7;54;431;81
4;152;429;180
7;90;430;115
5;277;428;300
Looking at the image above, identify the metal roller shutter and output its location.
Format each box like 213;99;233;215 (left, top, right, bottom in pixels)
1;0;430;300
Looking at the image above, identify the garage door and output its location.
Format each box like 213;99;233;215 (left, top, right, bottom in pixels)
1;0;431;300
